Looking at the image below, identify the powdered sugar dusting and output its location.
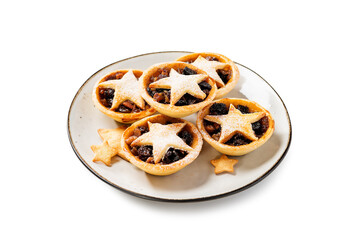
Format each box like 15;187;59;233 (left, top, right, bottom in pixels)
204;104;266;142
131;122;194;163
149;68;207;105
192;55;228;87
97;70;145;110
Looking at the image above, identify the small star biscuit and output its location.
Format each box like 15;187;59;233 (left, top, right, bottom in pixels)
91;126;128;167
97;126;128;160
91;141;118;166
211;154;238;174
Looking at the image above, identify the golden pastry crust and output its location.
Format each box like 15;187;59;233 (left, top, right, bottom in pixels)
139;62;217;118
92;69;156;124
176;52;240;99
197;98;275;156
121;114;203;176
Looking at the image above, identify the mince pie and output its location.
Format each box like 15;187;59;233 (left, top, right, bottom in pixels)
139;62;217;118
121;114;203;175
197;98;274;156
92;69;156;123
176;52;239;99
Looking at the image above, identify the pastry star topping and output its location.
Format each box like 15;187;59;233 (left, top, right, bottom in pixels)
149;68;207;105
192;55;229;88
205;104;266;143
98;70;145;110
130;122;193;164
211;154;238;174
91;141;118;166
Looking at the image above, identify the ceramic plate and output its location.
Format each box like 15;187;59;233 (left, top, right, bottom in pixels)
67;51;292;202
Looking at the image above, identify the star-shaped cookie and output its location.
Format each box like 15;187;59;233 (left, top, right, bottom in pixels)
98;126;127;160
205;104;266;143
91;141;118;166
130;122;193;163
192;55;229;88
211;154;238;174
98;70;145;110
149;68;207;105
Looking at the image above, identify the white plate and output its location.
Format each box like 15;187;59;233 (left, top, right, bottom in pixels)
67;51;292;202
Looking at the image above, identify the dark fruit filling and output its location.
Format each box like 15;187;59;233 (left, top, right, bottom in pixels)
151;89;171;104
204;103;269;145
217;68;232;85
205;56;219;61
119;100;149;113
252;116;269;138
177;130;193;145
236;105;250;114
198;81;212;95
182;66;197;75
209;103;228;115
147;67;212;106
175;93;201;106
99;88;114;108
204;120;221;141
103;72;125;81
127;125;193;164
225;134;252;146
136;146;153;161
162;148;188;165
133;125;149;136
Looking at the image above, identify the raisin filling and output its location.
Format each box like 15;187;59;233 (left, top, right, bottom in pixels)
116;100;149;113
209;102;228;115
252;116;269;138
99;88;114;108
204;103;269;145
147;67;212;106
98;74;148;113
205;56;219;61
127;124;193;165
217;67;232;85
237;105;250;114
225;134;252;146
104;71;125;81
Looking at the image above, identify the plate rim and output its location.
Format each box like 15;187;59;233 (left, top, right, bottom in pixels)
67;51;292;202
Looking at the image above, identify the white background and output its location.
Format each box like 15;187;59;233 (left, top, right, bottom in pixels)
1;0;359;239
